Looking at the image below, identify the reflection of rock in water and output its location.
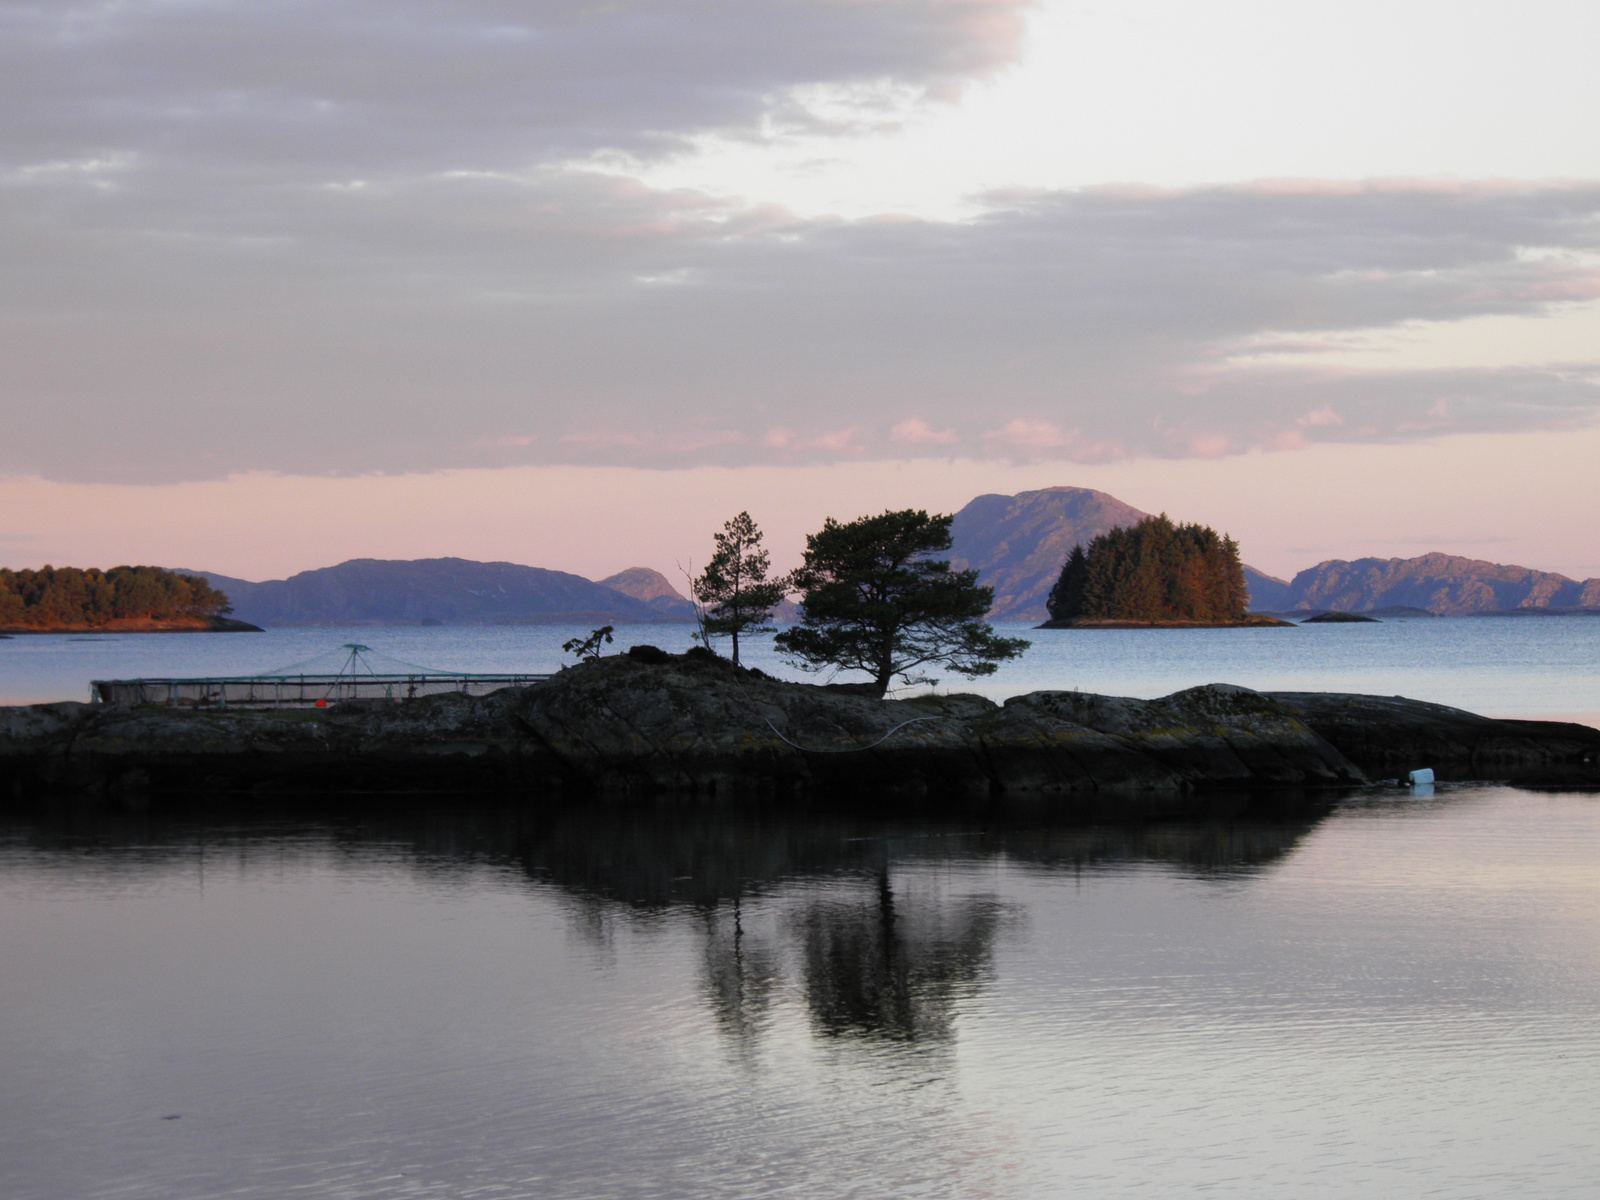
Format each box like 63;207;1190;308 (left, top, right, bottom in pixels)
796;872;1007;1044
512;812;893;910
993;813;1332;880
501;802;1331;911
3;790;1335;892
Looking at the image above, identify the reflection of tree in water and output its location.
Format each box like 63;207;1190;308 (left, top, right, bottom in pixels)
795;871;1007;1044
693;870;1011;1050
551;810;1332;1048
700;897;779;1045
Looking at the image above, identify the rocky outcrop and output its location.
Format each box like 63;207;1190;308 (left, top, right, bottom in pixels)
5;656;1596;808
2;656;1367;809
1268;692;1600;784
209;615;264;632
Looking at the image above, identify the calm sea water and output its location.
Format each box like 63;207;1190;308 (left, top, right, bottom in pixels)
3;788;1599;1199
4;615;1599;722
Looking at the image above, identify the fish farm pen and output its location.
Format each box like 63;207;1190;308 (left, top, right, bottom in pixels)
90;644;553;709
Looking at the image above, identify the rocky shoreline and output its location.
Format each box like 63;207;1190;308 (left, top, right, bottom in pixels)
0;614;263;634
4;651;1598;810
1035;615;1295;629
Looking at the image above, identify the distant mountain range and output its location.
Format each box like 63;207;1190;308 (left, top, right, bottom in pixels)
947;486;1285;621
948;487;1145;620
1255;553;1600;616
185;559;696;627
183;490;1600;626
946;488;1600;618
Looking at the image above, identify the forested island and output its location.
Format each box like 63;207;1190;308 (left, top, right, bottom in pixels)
1042;515;1285;627
0;566;253;633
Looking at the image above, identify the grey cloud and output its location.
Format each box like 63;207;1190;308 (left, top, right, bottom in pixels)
1;1;1598;486
0;0;1028;174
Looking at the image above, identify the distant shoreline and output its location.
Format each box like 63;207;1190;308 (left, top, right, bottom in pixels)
1035;615;1296;630
0;615;263;635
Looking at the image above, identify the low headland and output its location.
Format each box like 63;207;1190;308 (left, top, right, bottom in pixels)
5;648;1597;812
1037;615;1295;629
1;614;263;634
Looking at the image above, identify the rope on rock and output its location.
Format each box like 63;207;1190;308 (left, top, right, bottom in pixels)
760;714;940;754
727;670;940;753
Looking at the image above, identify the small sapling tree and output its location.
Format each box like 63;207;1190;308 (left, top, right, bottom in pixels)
693;511;787;667
775;508;1029;697
562;625;614;662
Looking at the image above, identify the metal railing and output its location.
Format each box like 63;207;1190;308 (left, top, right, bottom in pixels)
90;673;551;709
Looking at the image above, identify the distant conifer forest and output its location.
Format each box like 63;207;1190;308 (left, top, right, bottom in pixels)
0;566;232;630
1046;515;1249;623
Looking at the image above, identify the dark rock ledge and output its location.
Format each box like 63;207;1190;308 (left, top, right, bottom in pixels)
1266;692;1600;786
4;654;1597;809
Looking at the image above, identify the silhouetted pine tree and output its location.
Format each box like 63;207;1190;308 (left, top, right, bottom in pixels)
1045;544;1089;620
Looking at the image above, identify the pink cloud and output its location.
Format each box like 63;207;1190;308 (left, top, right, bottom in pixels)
1297;407;1343;427
986;419;1071;448
890;418;958;445
557;428;746;456
1268;429;1308;451
977;420;1128;462
660;429;747;453
755;426;867;455
806;427;862;452
559;430;646;448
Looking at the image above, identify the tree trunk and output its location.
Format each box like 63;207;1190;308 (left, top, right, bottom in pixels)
730;629;740;667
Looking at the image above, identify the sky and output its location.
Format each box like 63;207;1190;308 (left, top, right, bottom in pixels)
3;0;1599;583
